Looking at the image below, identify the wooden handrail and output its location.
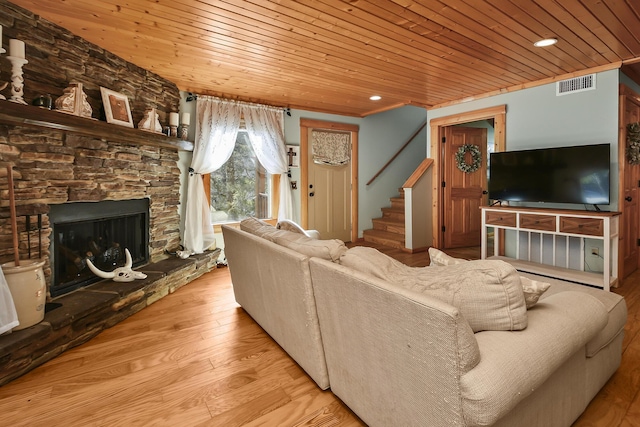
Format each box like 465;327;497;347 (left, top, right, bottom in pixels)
366;121;427;185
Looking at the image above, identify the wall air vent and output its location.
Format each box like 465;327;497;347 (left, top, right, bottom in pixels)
556;74;596;96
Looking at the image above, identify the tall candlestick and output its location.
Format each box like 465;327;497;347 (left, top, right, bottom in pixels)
9;39;25;59
6;55;28;104
169;112;179;126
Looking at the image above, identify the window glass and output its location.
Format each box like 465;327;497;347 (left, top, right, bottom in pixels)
210;131;270;224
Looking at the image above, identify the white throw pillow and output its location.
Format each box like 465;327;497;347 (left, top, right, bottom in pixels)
341;247;528;332
428;247;550;309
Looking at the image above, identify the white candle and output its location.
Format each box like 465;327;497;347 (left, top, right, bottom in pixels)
9;39;25;59
0;26;3;49
181;112;190;125
169;112;179;126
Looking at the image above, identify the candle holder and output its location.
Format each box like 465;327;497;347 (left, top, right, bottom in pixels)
6;56;28;105
0;47;6;100
180;124;189;140
169;125;178;137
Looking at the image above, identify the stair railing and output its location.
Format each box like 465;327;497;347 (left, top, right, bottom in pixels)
366;120;427;186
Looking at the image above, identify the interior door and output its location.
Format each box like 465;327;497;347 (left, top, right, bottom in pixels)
442;126;488;249
307;129;352;242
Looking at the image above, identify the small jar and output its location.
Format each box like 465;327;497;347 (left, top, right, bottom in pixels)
32;94;52;109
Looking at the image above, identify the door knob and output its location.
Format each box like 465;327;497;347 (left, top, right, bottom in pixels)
626;196;633;202
309;192;315;197
482;190;488;194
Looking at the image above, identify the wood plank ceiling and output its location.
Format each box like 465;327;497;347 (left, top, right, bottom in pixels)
8;0;640;117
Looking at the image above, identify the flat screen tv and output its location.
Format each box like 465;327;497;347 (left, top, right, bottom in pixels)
488;143;610;207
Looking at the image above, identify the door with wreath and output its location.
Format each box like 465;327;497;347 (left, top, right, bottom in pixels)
442;126;488;249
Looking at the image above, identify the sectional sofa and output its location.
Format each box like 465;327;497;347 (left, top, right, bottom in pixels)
222;218;626;427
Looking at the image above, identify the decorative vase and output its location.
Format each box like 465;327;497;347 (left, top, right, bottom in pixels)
2;259;46;330
54;82;92;118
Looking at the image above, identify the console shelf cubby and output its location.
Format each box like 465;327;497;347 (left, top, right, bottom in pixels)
480;206;620;291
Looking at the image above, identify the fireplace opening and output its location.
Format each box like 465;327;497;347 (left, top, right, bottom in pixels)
49;199;150;297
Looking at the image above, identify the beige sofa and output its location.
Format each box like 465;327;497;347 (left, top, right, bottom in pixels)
221;219;347;390
223;219;626;427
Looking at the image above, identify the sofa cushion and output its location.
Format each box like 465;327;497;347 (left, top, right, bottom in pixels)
428;247;550;309
461;291;608;426
520;272;627;358
340;246;528;332
239;217;281;241
240;217;346;262
273;232;347;262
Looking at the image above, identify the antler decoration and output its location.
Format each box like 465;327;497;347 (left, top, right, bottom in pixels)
86;248;147;282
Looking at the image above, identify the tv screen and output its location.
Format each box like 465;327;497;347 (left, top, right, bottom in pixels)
489;144;610;206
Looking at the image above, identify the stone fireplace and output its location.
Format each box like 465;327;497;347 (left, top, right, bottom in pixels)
49;199;150;297
0;117;185;297
0;103;222;387
0;0;222;387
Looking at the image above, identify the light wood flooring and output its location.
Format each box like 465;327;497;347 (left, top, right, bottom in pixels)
0;243;639;426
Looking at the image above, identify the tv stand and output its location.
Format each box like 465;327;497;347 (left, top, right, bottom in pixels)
480;206;620;291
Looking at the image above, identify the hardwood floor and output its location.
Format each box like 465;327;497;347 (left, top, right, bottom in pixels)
0;243;638;426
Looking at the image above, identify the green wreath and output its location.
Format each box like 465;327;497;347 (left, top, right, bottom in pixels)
627;122;640;165
455;144;482;173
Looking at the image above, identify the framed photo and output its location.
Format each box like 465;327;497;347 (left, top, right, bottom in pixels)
100;87;134;128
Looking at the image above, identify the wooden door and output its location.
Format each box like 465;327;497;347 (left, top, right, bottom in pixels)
442;126;488;248
307;129;352;242
621;90;640;279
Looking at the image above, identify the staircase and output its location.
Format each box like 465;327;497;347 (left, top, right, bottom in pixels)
363;191;405;249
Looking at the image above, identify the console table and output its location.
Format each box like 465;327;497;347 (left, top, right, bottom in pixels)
480;206;620;291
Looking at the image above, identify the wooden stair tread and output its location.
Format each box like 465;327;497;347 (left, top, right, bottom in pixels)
363;229;405;249
372;217;405;233
381;206;404;214
365;193;406;250
372;217;404;225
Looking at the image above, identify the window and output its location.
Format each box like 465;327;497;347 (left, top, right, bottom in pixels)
209;130;271;224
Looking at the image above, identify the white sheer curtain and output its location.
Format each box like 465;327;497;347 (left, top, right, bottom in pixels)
182;96;293;254
242;104;293;221
183;97;242;254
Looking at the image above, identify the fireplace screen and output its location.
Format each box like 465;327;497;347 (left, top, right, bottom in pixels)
49;199;150;297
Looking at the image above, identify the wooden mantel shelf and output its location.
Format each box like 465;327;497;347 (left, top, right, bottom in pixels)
0;101;193;151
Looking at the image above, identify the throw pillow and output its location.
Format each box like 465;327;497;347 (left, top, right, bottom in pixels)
519;276;552;309
276;219;320;239
239;217;281;241
241;217;346;261
428;247;550;309
340;246;528;332
274;231;347;262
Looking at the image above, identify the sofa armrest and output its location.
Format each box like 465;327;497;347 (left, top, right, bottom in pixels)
276;219;320;239
309;257;478;427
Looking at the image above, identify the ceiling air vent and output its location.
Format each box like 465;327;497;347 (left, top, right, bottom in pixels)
556;74;596;96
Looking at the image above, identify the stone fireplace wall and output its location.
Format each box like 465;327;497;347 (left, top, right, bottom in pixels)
0;1;185;295
0;125;183;291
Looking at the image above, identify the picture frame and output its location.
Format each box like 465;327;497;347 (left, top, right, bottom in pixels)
100;87;134;128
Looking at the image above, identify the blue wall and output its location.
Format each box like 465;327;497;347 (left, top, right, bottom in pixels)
283;106;427;237
427;69;620;210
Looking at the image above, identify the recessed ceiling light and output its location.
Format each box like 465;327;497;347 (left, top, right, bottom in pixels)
369;95;381;101
534;38;558;47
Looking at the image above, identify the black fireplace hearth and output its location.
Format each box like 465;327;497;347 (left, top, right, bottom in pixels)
48;199;150;297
